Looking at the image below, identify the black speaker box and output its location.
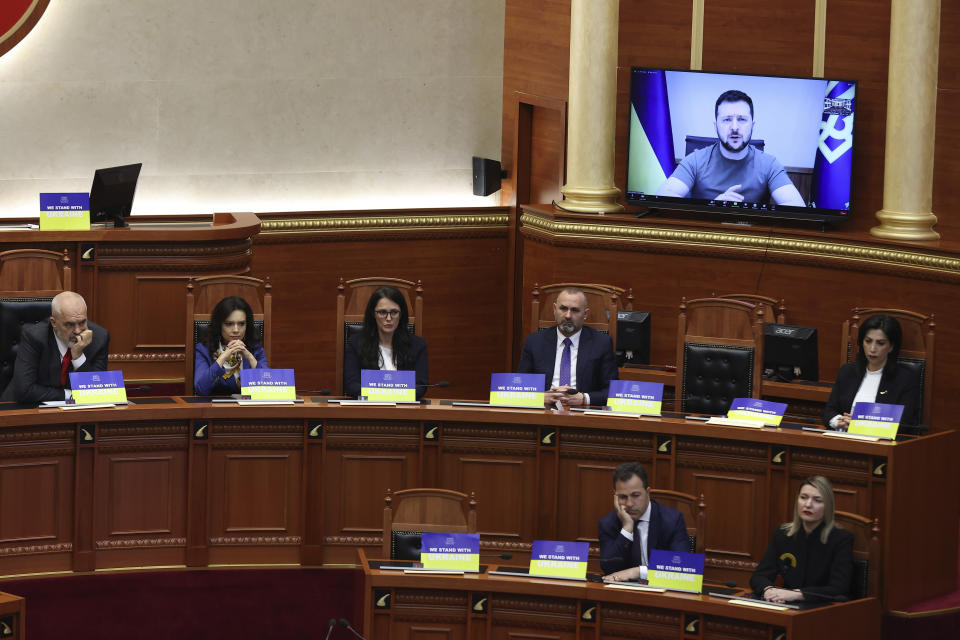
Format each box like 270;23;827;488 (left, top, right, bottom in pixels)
472;157;502;196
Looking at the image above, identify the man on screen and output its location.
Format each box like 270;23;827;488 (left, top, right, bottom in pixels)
517;287;617;407
1;291;110;404
656;90;806;207
600;462;689;581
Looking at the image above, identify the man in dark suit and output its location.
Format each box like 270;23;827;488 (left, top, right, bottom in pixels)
2;291;109;404
517;287;618;407
599;462;689;580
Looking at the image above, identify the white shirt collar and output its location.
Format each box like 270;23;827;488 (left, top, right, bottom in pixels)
637;499;652;524
556;328;582;347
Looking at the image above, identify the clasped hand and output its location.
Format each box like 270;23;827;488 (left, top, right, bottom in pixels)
545;385;583;407
69;329;94;359
217;339;254;367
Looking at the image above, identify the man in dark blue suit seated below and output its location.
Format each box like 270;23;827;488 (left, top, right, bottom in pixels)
516;287;618;408
599;462;689;581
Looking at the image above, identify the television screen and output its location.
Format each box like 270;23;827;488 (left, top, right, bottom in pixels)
626;68;856;223
89;163;142;228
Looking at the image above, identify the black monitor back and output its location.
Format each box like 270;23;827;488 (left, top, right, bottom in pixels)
616;310;650;365
763;323;818;382
90;163;142;227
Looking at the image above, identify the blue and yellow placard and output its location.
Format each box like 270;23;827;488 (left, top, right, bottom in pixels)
490;373;545;407
69;370;127;404
240;369;296;400
40;193;90;231
647;549;704;593
529;540;588;580
849;402;903;439
607;381;663;415
420;532;479;571
727;398;787;426
360;369;415;402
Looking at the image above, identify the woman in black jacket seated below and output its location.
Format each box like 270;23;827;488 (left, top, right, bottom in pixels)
823;313;920;430
751;475;853;603
343;286;428;399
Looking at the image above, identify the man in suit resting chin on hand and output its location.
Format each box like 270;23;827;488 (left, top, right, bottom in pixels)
1;291;110;404
516;287;618;408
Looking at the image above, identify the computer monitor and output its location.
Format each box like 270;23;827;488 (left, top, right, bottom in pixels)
763;323;819;382
89;163;142;228
616;310;650;366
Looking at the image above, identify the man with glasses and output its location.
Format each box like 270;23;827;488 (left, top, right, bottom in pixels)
2;291;110;403
516;287;617;407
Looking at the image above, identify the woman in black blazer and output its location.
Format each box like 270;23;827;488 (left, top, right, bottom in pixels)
751;475;854;603
823;314;920;429
343;286;428;399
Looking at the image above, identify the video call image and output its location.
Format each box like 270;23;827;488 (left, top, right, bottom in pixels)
627;69;855;217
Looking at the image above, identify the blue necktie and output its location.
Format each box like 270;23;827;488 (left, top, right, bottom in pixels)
559;337;572;387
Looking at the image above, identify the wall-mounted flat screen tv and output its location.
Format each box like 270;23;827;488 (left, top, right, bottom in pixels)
626;68;856;224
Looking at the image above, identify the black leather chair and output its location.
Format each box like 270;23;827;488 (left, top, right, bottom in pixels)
675;297;765;415
0;298;53;398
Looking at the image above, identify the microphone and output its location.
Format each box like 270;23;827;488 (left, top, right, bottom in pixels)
480;551;513;560
137;385;152;393
339;618;368;640
423;381;450;389
323;618;336;640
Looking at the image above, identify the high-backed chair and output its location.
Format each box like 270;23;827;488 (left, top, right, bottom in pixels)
834;511;881;599
185;275;271;395
841;308;934;426
382;488;477;560
676;297;765;414
649;489;706;554
0;249;72;399
714;293;786;324
334;277;423;396
0;249;71;296
530;282;630;346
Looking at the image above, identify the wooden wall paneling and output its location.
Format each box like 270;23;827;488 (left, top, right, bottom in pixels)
321;420;421;563
537;423;559;540
420;421;440;488
302;419;324;565
205;420;304;565
186;419;209;567
885;430;959;606
92;421;189;569
823;0;893;236
439;423;539;552
491;593;579;639
251;216;509;401
72;423;95;572
933;1;960;238
386;588;469;640
702;2;815;77
674;436;770;584
0;425;74;575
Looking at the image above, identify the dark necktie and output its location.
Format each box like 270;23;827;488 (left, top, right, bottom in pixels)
559;338;572;386
60;350;72;386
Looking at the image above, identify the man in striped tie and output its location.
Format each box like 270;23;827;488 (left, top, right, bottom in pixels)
517;287;617;408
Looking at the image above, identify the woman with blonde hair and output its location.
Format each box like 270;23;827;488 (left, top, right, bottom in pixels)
750;476;854;603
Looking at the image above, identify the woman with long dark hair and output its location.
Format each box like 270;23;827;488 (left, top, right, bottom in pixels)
751;476;854;603
194;296;267;395
343;286;428;399
823;314;920;429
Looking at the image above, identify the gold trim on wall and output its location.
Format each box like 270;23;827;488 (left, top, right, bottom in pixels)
519;210;960;282
259;212;509;235
690;0;704;70
813;0;827;77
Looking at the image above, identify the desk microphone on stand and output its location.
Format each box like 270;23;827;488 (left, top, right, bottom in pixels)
322;618;336;640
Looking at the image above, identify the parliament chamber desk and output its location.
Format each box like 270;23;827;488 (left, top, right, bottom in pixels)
357;549;882;640
0;397;954;612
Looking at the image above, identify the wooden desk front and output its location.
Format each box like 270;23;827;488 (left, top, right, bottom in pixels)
0;399;953;611
358;549;882;640
0;591;24;639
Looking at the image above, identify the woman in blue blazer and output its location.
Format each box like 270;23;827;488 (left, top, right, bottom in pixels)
194;296;267;395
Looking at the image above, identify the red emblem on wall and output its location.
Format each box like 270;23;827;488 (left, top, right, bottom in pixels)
0;0;50;58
